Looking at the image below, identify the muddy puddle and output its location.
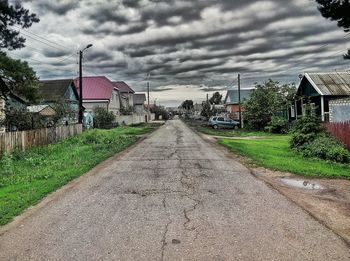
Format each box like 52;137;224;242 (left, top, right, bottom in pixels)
279;177;324;190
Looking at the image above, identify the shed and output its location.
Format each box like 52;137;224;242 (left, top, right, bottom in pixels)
27;105;56;117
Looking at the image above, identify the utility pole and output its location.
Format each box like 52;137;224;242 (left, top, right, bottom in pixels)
78;50;83;124
238;73;242;128
147;73;150;122
78;44;93;124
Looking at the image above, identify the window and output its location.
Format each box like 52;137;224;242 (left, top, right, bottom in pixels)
218;117;224;121
302;103;316;115
290;105;295;117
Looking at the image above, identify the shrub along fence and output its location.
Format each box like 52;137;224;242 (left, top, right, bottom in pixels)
0;124;82;155
324;121;350;150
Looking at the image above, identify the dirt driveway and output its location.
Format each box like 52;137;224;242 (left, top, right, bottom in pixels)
0;120;349;260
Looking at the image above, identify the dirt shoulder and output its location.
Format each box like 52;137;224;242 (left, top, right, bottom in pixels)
200;132;350;246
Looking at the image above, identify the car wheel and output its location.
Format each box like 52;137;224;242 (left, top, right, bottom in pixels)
234;125;239;130
213;125;218;129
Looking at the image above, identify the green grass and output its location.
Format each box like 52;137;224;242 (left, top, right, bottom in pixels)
219;135;350;179
198;126;274;137
0;123;161;225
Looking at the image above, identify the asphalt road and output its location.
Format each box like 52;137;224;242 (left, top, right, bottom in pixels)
0;120;349;260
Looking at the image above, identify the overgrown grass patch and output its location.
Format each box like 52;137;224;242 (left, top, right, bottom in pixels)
219;135;350;179
0;124;161;225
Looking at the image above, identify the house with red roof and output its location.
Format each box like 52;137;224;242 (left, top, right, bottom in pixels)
112;81;135;109
74;76;121;115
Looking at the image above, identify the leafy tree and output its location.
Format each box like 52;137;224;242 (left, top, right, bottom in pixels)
316;0;350;59
0;52;39;102
209;92;222;105
0;0;39;50
150;105;169;120
0;106;32;131
0;1;40;102
243;79;296;130
93;107;116;129
200;101;212;119
51;99;77;126
181;100;194;110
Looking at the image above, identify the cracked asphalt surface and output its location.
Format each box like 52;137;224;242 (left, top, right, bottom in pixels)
1;119;350;260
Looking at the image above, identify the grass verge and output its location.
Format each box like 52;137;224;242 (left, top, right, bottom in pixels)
0;123;161;225
219;135;350;179
198;126;273;137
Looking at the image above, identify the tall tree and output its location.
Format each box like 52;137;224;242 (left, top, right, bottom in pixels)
316;0;350;59
243;79;296;130
0;1;39;101
0;0;39;50
181;100;194;110
209;92;222;105
0;51;39;102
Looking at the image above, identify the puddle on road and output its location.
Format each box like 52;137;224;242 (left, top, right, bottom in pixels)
279;177;324;190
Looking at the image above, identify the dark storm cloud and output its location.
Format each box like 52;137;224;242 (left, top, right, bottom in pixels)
16;0;350;106
35;0;80;15
199;86;228;92
42;49;70;58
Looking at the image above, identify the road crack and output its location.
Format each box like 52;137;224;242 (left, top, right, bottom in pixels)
160;187;172;261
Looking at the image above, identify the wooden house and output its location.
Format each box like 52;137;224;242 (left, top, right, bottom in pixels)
294;72;350;122
38;79;80;124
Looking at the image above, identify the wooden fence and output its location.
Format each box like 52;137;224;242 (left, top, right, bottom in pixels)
0;124;83;155
324;121;350;150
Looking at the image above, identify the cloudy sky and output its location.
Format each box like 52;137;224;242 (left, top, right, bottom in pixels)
8;0;350;106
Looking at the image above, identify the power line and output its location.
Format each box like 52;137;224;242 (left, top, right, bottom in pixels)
19;31;71;53
8;52;44;64
12;25;73;52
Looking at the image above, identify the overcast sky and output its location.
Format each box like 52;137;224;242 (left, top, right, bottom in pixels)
8;0;350;106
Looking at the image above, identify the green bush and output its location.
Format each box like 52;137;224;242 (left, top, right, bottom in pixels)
0;152;13;176
265;116;289;134
289;104;350;163
290;105;323;149
300;134;350;163
93;107;116;129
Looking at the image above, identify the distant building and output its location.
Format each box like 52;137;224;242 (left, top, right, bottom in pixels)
112;81;135;109
224;88;253;119
133;93;146;115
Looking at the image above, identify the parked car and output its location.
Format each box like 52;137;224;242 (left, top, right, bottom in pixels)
208;116;240;129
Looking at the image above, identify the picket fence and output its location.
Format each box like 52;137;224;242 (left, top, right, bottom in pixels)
0;124;82;155
324;121;350;150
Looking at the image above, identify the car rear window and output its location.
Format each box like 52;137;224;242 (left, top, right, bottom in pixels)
218;117;224;121
212;117;217;120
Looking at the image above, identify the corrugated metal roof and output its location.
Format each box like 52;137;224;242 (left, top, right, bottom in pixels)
74;76;113;100
113;81;135;93
306;72;350;96
27;105;56;116
39;79;74;102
